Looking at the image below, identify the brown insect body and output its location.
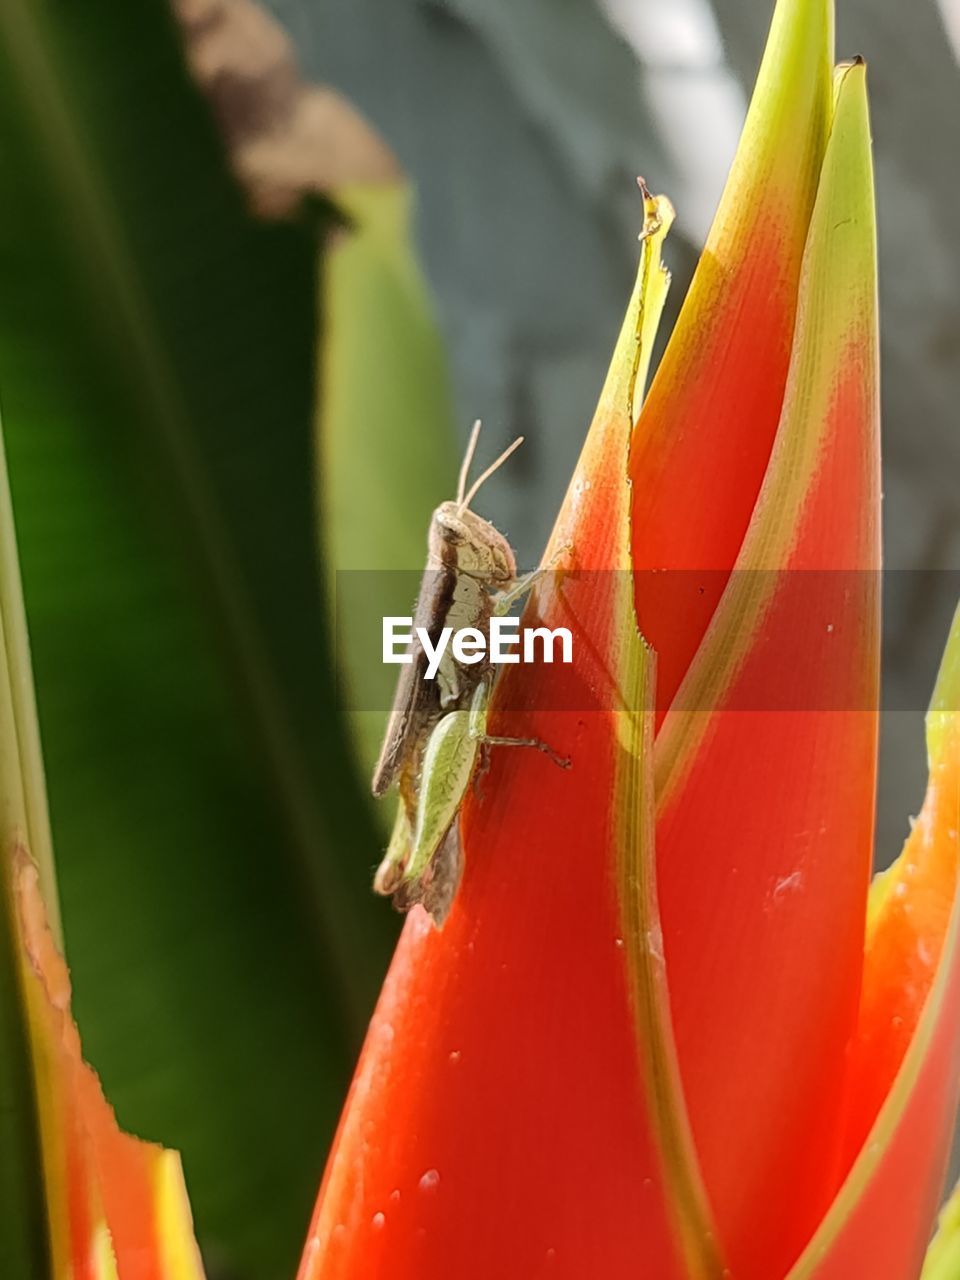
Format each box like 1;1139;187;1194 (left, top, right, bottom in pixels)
371;424;524;921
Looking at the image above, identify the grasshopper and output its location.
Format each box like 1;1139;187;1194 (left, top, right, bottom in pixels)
372;421;568;924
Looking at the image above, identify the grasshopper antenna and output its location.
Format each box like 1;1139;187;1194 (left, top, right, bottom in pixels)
456;419;483;507
459;433;524;514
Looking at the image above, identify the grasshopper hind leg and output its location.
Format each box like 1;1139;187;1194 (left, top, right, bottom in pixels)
480;732;570;770
374;790;463;928
393;820;463;927
373;799;414;897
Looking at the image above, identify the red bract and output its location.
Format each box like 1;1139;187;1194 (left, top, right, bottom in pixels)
11;848;206;1280
299;1;960;1277
647;52;881;1280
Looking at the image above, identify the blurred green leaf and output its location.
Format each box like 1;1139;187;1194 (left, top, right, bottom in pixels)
0;0;395;1275
161;0;460;784
0;427;51;1279
320;184;458;785
923;1180;960;1280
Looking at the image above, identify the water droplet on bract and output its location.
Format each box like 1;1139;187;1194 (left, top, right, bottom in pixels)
419;1168;441;1193
545;1247;557;1264
390;1189;401;1204
614;937;624;949
449;1049;462;1064
372;1212;386;1231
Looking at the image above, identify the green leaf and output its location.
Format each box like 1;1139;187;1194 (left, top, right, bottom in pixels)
0;428;52;1280
923;1180;960;1280
320;183;458;786
0;0;393;1274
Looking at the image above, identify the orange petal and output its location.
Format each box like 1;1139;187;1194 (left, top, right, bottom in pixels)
14;847;205;1280
787;604;960;1278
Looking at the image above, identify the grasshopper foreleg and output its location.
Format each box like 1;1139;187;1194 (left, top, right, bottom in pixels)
492;568;543;615
492;543;572;616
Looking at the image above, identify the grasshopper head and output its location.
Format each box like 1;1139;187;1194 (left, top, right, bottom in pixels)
434;501;516;582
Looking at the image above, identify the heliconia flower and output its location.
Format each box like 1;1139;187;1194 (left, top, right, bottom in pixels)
297;1;960;1278
12;850;207;1280
0;435;206;1279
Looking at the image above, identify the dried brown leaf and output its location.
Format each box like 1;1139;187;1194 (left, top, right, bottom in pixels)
171;0;400;217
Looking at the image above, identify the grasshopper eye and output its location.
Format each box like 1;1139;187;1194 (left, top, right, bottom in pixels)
439;522;465;547
492;547;513;577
